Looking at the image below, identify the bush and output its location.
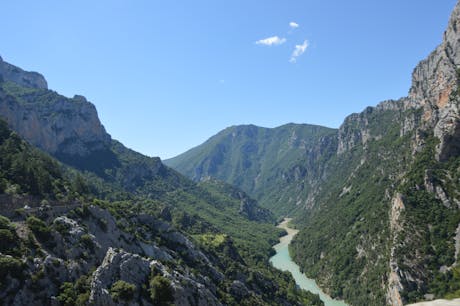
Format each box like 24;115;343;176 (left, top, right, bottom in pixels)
79;234;95;251
110;280;136;302
26;216;51;240
57;275;91;306
0;215;11;230
0;229;16;252
0;255;23;281
149;275;174;305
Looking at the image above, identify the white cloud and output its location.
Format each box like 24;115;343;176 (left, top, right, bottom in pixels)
255;36;287;46
290;40;308;63
289;22;299;29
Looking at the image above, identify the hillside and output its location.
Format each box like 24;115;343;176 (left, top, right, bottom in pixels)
0;62;322;305
165;1;460;305
165;123;337;216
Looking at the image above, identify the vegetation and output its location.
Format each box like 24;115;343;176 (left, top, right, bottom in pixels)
56;275;91;306
110;280;136;302
0;255;23;288
149;274;174;306
164;123;338;216
26;216;51;241
0;119;67;198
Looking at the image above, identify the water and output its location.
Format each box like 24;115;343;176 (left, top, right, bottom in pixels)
269;218;348;306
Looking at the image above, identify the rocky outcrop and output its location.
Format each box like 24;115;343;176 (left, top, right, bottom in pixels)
387;194;405;306
0;86;111;157
408;2;460;161
0;56;47;89
89;247;222;306
89;248;152;306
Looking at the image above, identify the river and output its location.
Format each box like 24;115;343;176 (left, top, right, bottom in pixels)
269;218;348;306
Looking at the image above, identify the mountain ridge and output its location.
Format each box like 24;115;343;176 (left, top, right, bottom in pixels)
165;1;460;305
0;57;325;305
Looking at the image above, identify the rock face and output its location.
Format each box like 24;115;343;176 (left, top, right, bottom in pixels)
0;56;47;89
0;85;111;157
290;2;460;305
0;205;236;306
89;248;151;306
408;1;460;161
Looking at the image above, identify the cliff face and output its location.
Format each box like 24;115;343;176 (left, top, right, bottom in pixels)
0;88;111;157
337;2;460;161
291;2;460;305
0;64;164;184
0;58;111;160
0;56;47;89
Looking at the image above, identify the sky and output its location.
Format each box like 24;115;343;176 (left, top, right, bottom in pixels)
0;0;457;159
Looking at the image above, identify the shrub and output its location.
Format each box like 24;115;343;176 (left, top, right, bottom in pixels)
149;275;174;305
79;234;95;251
0;255;23;277
26;216;51;240
0;255;23;289
0;229;15;252
57;275;91;306
110;280;136;302
0;215;11;230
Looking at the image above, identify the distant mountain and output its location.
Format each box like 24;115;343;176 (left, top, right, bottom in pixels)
166;1;460;305
165;123;337;216
0;59;322;305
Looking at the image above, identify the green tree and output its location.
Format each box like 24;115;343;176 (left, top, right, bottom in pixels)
110;280;136;302
149;275;174;305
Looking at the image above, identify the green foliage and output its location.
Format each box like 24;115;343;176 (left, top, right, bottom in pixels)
0;255;23;287
79;234;95;251
165;123;338;216
56;275;90;306
26;216;51;241
291;107;415;305
149;275;174;305
395;136;460;302
0;118;68;198
0;229;16;252
110;280;136;302
0;215;12;229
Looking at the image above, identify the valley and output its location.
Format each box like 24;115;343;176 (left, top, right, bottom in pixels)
1;1;460;306
270;219;347;306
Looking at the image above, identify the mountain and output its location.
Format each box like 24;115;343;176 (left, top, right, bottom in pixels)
166;1;460;305
0;62;323;305
165;123;337;216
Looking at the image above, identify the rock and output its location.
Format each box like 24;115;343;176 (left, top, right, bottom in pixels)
89;248;151;306
0;56;47;89
0;85;111;158
229;280;250;300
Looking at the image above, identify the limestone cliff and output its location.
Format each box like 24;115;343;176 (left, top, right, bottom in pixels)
0;56;47;89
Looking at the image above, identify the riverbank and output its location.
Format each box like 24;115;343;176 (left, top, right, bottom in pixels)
270;218;348;306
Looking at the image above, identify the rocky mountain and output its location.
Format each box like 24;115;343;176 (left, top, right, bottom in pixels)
166;1;460;305
165;123;337;216
0;63;323;304
0;56;47;89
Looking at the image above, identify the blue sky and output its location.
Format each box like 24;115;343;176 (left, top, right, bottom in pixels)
0;1;456;158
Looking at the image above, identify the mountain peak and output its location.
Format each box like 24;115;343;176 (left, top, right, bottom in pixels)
0;56;47;89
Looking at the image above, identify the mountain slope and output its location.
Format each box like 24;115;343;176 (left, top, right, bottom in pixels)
290;2;460;305
165;1;460;305
0;60;323;305
165;123;337;216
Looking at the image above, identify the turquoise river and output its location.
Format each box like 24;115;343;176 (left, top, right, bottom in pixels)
269;218;349;306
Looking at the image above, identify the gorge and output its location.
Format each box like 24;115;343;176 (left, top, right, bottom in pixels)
1;1;460;306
